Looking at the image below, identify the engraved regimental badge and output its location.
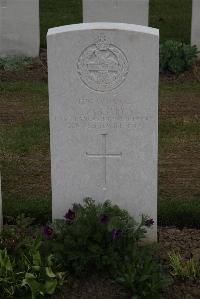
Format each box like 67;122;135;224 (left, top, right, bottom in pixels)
77;34;129;92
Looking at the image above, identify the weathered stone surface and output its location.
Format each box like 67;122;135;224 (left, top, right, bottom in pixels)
83;0;149;26
0;0;40;57
47;23;159;241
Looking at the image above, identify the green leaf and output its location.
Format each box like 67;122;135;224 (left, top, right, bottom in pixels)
44;280;57;294
45;267;56;278
22;273;44;297
32;251;41;267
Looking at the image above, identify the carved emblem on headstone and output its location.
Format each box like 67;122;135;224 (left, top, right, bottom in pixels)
77;34;129;92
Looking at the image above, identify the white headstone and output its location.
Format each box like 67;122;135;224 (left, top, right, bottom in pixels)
0;0;40;57
47;23;159;241
191;0;200;54
83;0;149;26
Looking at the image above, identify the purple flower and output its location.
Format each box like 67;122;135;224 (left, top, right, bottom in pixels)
145;218;154;227
64;209;75;222
100;214;109;224
112;228;122;240
42;225;53;238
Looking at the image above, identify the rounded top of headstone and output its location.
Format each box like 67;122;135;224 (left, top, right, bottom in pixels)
47;22;159;38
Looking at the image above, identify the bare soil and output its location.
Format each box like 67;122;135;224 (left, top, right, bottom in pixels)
158;82;200;201
159;141;200;201
50;275;130;299
159;227;200;299
160;61;200;84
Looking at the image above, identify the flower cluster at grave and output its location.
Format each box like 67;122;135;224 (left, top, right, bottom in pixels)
0;198;166;299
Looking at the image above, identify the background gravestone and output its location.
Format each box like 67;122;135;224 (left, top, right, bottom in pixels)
191;0;200;54
0;0;40;57
47;23;159;241
83;0;149;26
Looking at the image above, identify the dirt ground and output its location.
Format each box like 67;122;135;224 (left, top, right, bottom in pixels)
159;227;200;298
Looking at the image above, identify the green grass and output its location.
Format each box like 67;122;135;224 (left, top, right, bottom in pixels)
0;82;51;222
39;0;192;48
40;0;82;48
158;199;200;228
4;197;51;224
160;82;200;92
149;0;192;43
159;122;200;153
159;84;200;142
0;121;49;154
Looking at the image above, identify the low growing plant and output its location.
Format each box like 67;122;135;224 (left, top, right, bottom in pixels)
116;247;169;299
169;251;200;279
0;214;36;254
160;40;199;73
0;249;23;298
1;200;167;298
0;56;32;71
44;198;154;276
21;237;65;299
0;225;65;299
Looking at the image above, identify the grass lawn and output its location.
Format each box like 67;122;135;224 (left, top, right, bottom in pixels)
0;82;51;222
149;0;192;43
40;0;82;48
0;80;199;224
40;0;192;47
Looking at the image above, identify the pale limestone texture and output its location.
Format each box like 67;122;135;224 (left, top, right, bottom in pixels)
47;23;159;241
83;0;149;26
0;0;40;57
191;0;200;54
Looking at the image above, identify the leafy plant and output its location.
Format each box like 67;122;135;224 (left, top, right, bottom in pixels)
0;200;160;298
44;198;152;276
0;56;32;71
0;214;36;254
0;227;65;298
116;247;169;299
0;249;23;298
21;237;65;299
160;40;199;73
169;251;200;279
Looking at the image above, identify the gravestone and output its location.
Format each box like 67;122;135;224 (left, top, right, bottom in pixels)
83;0;149;26
191;0;200;54
0;0;40;57
47;23;159;241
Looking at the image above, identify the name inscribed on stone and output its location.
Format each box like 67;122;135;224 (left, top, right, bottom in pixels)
63;97;152;130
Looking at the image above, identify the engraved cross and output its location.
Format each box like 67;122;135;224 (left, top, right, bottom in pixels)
86;134;122;186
